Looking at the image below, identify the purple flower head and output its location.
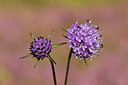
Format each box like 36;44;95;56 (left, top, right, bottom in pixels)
30;37;52;60
65;20;103;60
20;32;67;67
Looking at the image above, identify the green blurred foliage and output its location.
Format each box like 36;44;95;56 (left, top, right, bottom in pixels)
0;0;121;8
0;0;49;7
21;0;48;6
60;0;120;6
0;67;12;85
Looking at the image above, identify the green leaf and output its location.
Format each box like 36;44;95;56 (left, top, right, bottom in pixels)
34;60;39;68
20;53;32;59
30;32;35;41
48;31;53;40
47;55;56;65
52;42;67;49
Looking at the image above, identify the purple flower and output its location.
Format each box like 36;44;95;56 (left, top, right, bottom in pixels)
20;32;67;67
20;32;67;85
30;37;52;60
65;20;103;60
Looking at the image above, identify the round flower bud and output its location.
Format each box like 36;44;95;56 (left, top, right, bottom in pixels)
30;37;52;60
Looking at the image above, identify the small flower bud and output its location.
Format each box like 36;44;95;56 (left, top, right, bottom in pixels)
30;37;52;60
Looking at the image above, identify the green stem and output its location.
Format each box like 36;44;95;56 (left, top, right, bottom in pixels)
50;59;57;85
64;48;73;85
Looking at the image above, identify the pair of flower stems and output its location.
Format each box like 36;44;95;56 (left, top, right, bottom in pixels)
20;32;73;85
20;20;103;85
49;48;73;85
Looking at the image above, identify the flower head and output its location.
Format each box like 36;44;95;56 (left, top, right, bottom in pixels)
30;37;52;60
65;20;103;60
20;32;67;68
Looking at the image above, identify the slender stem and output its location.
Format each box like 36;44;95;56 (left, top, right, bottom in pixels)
64;48;73;85
50;59;57;85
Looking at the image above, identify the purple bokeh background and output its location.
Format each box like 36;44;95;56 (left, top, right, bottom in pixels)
0;0;128;85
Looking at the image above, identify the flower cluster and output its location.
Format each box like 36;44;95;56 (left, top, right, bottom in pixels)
30;37;52;60
65;20;103;60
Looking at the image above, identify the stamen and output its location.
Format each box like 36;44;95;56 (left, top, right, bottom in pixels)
87;19;92;23
77;26;82;29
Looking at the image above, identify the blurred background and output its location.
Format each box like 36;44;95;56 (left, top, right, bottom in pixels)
0;0;128;85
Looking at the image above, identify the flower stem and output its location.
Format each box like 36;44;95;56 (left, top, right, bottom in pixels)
50;59;57;85
64;48;73;85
